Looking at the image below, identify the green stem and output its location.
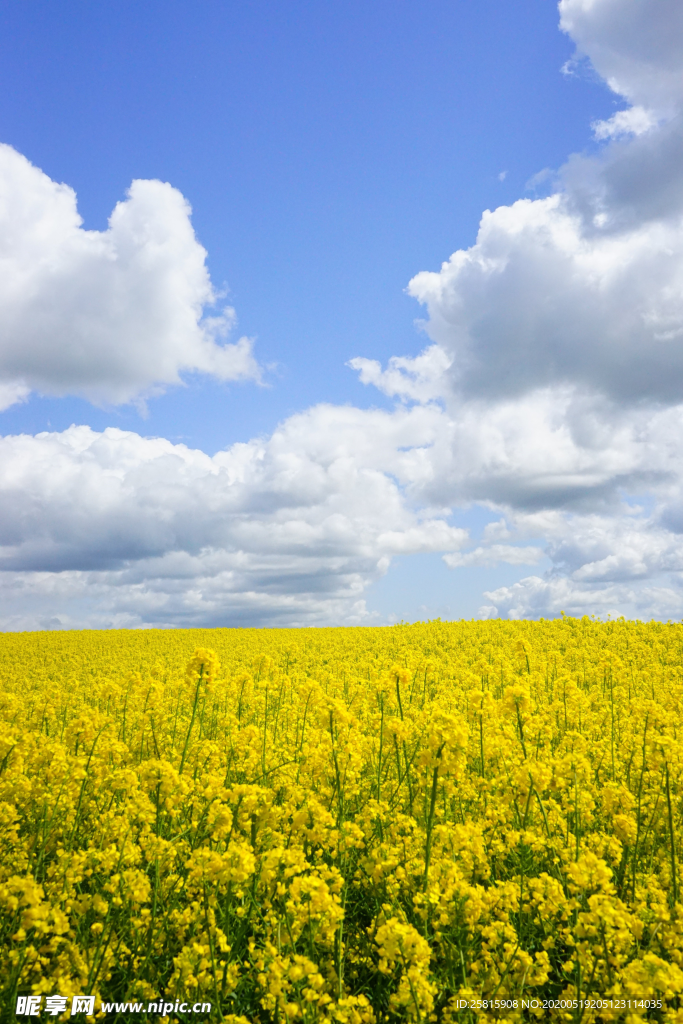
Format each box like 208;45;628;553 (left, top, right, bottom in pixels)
179;667;204;774
665;761;678;907
423;743;445;891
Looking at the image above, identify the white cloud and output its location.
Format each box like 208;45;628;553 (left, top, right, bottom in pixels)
481;575;683;622
482;519;511;542
0;145;260;407
0;382;29;412
358;384;660;513
347;345;452;403
592;105;658;140
472;504;683;619
407;192;683;404
5;378;683;628
2;387;683;627
559;0;683;117
443;545;544;569
404;0;683;408
0;416;468;628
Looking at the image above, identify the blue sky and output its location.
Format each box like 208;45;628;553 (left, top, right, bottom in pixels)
0;0;617;446
0;0;682;628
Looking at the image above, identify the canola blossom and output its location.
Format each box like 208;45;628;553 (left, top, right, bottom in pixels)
1;619;683;1022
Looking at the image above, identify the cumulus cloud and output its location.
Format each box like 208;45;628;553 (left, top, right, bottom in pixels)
5;383;683;627
404;0;683;407
480;575;683;622
347;345;452;404
355;0;683;620
0;145;260;407
407;181;683;404
559;0;683;117
0;417;467;628
591;105;658;140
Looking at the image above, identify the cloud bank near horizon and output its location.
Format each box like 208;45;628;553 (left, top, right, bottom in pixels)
0;417;467;630
2;0;683;628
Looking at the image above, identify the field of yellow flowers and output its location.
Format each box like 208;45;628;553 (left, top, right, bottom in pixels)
1;619;683;1023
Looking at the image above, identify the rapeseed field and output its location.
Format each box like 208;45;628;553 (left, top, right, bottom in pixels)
1;619;683;1023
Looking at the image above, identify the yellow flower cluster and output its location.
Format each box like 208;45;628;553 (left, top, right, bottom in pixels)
1;618;683;1022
